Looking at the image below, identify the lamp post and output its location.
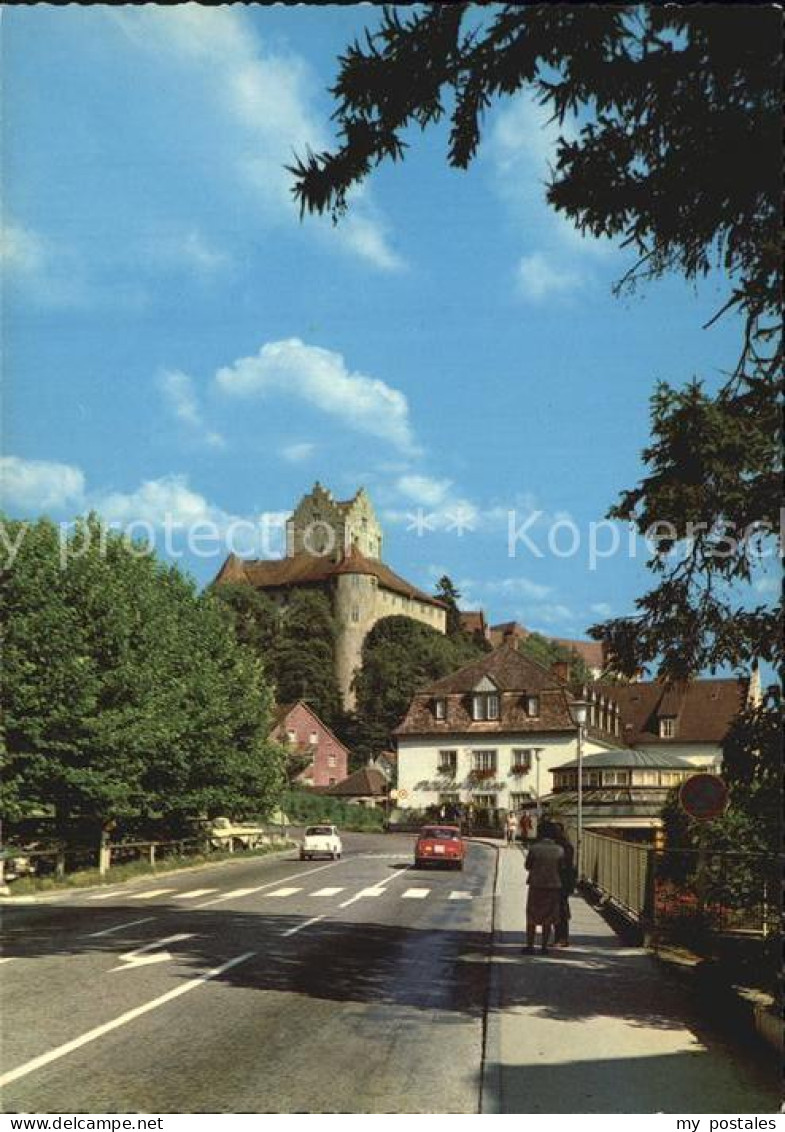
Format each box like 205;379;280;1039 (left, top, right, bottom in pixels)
568;699;590;876
532;747;545;819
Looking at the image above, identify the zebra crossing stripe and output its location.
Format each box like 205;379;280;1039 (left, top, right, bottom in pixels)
172;889;218;900
87;891;120;901
266;887;302;897
401;888;430;899
311;887;345;897
129;889;174;900
448;891;473;901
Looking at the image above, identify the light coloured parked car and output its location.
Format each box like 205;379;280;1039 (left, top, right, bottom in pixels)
300;824;342;861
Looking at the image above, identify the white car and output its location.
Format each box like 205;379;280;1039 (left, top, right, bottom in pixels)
300;824;342;861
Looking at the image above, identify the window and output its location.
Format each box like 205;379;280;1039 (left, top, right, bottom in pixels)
525;695;540;717
328;754;337;768
309;731;318;746
328;777;336;786
511;749;532;772
438;793;459;806
351;606;360;623
472;750;497;773
438;749;457;775
660;770;685;786
473;692;500;721
585;770;602;787
286;729;297;744
659;717;676;738
510;792;532;809
473;794;497;809
634;770;658;786
602;770;630;786
434;697;447;721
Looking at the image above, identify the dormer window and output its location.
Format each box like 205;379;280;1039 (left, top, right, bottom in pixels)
659;717;676;739
434;697;447;721
473;692;499;721
525;695;540;718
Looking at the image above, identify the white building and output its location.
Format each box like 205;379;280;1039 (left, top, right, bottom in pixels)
394;644;750;822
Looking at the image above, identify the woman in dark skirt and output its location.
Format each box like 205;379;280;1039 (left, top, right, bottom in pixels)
523;820;564;954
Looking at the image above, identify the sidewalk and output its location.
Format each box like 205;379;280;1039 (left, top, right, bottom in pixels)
482;846;778;1114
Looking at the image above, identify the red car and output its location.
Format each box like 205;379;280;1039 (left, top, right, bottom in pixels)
414;825;465;870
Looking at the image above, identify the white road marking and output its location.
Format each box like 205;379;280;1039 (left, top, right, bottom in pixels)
172;888;218;900
110;932;195;972
402;888;430;900
311;887;344;897
266;887;301;898
87;891;121;901
85;917;155;939
338;886;385;908
0;957;14;964
281;915;325;937
195;860;340;909
128;889;174;901
0;951;255;1088
338;862;415;909
449;891;473;901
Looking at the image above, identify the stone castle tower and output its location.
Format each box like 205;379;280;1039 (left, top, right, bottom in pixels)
285;482;383;561
214;483;446;709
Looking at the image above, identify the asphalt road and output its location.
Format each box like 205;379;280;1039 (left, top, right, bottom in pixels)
1;833;495;1113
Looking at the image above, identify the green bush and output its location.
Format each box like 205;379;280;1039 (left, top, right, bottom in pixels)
281;789;384;832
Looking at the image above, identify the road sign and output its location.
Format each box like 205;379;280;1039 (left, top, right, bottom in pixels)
398;789;408;800
679;773;728;820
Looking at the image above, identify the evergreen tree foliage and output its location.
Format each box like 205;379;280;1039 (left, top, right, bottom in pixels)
516;632;592;685
351;614;485;751
289;5;781;683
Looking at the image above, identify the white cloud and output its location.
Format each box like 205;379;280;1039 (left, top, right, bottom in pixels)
145;230;232;277
589;602;613;618
110;5;402;272
281;442;317;464
159;369;225;449
485;576;553;601
0;457;86;512
215;338;418;454
485;94;617;302
517;253;583;301
1;222;47;277
396;474;453;508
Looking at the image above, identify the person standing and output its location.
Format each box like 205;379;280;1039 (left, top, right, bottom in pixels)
551;822;576;947
522;820;564;954
519;811;532;843
505;812;517;846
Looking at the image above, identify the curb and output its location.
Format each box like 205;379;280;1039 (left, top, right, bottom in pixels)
479;838;505;1114
0;843;297;904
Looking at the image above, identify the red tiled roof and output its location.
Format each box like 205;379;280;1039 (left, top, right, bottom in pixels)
395;644;577;736
611;679;747;745
323;766;388;797
459;610;487;635
214;546;444;609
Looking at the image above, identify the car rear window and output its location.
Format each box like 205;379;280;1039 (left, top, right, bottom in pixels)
306;826;333;837
420;827;461;840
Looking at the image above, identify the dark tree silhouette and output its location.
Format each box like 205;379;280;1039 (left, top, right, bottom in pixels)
290;5;782;680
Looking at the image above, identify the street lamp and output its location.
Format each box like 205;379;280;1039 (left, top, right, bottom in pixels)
568;699;590;876
532;747;545;819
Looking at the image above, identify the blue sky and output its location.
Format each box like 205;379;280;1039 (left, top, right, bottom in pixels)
2;5;776;650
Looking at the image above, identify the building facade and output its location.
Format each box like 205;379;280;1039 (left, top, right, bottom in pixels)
394;644;749;823
214;483;447;708
268;700;350;788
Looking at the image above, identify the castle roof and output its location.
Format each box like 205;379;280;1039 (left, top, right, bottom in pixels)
214;545;445;608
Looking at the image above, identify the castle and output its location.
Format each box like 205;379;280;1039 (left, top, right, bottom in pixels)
214;483;447;707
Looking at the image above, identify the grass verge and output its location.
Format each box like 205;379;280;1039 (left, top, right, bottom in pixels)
6;841;295;895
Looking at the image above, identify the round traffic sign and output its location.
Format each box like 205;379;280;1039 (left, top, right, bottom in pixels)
397;789;408;800
679;773;728;820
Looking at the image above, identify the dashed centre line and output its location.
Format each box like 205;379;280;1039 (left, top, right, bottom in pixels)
85;917;156;939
